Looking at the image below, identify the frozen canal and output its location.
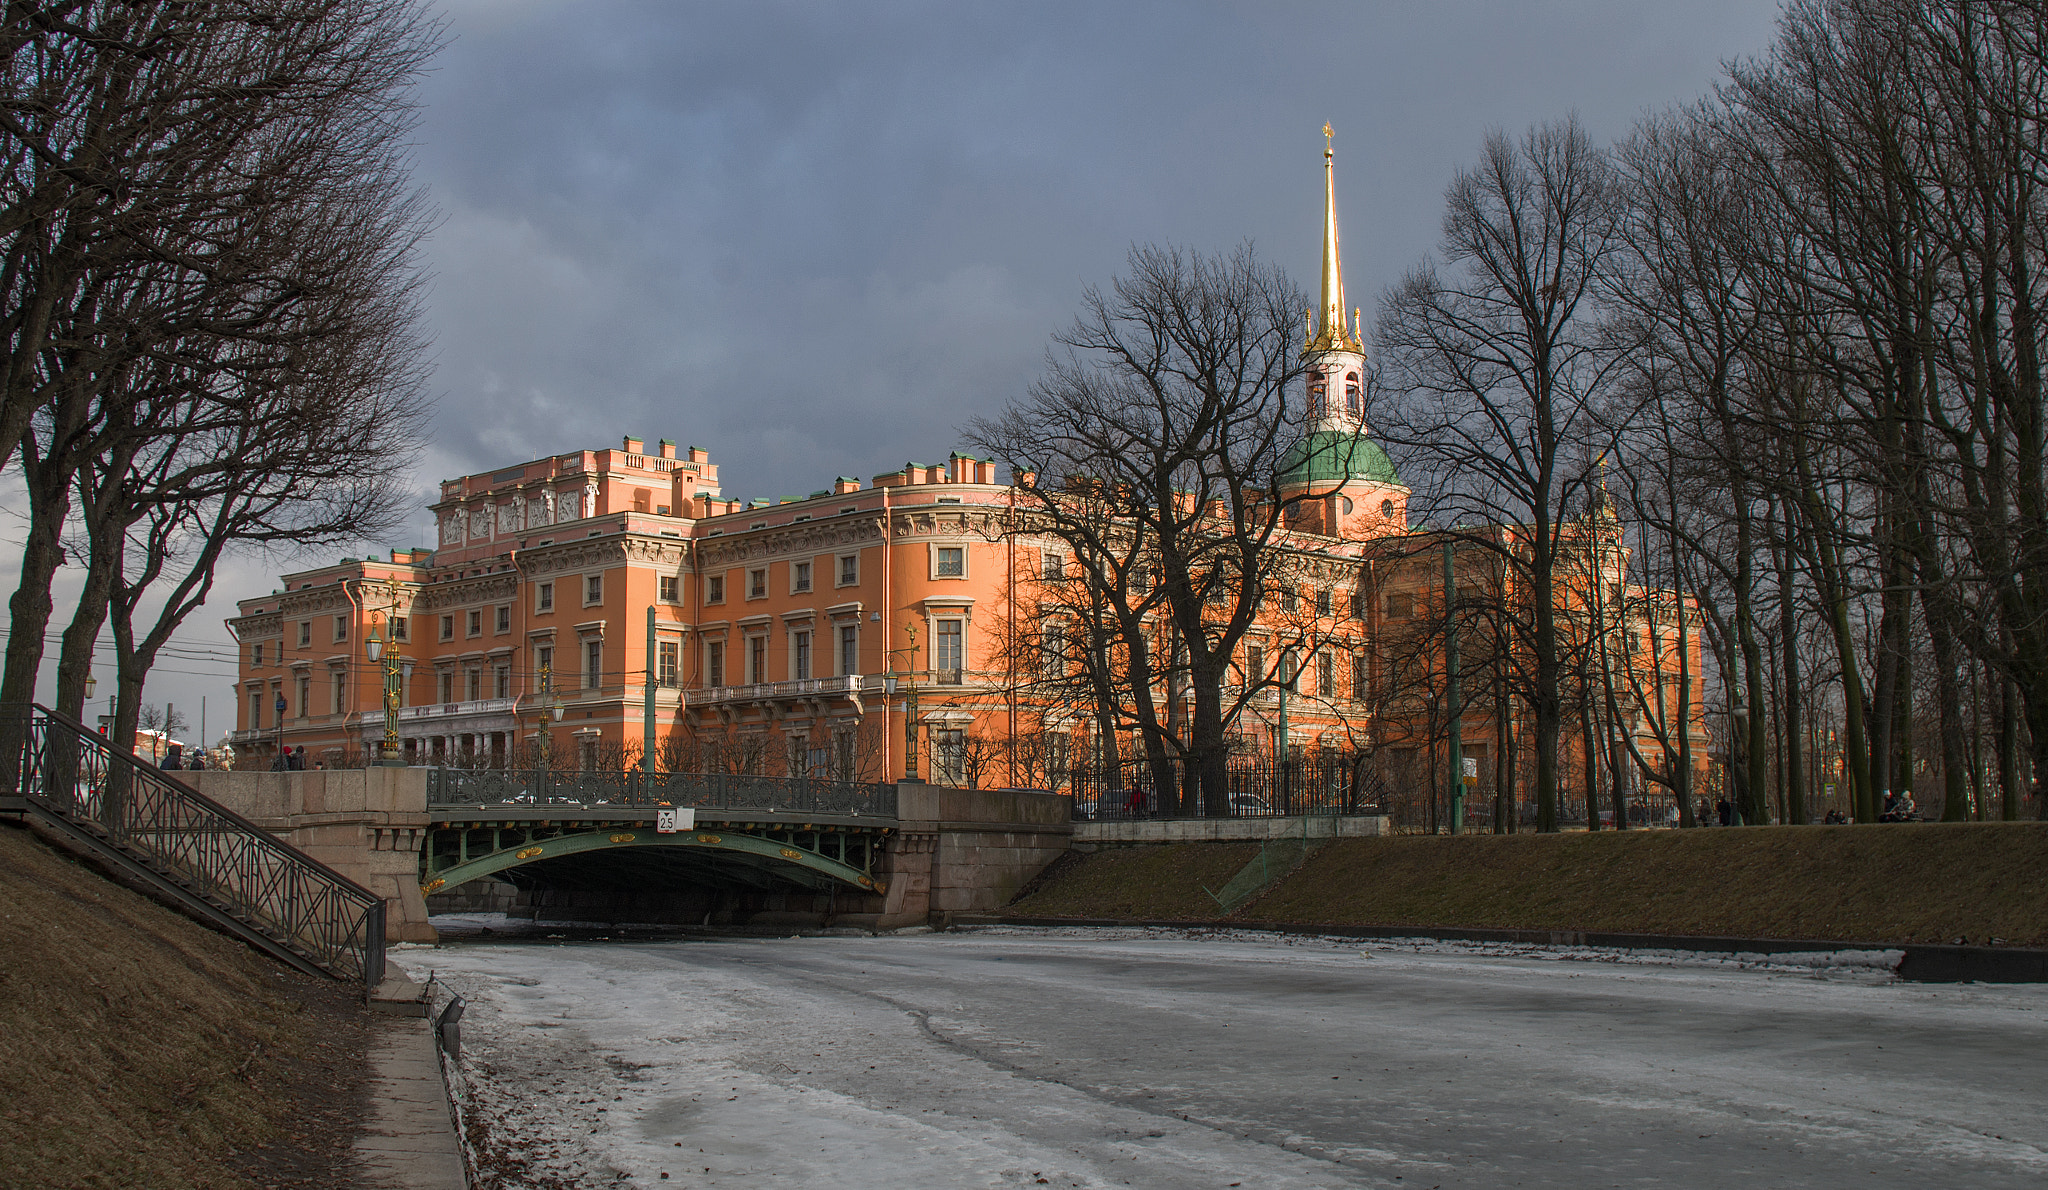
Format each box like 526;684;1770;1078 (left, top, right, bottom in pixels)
405;926;2048;1189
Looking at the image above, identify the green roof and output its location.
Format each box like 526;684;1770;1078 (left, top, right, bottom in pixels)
1278;430;1400;487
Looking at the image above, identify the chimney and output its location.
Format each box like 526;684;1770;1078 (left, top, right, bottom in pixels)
623;435;644;453
658;438;677;459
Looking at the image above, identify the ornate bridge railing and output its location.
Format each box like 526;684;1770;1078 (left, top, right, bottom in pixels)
425;767;898;818
0;704;385;992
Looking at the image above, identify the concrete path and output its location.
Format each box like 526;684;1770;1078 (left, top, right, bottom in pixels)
354;1017;466;1190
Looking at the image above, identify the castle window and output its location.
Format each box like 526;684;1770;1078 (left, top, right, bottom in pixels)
1308;378;1327;418
1380;499;1395;519
1345;373;1361;416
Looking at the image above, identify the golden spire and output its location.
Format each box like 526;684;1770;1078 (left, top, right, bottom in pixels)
1308;123;1363;356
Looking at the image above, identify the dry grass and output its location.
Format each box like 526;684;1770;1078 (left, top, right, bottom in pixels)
1241;823;2048;945
0;822;372;1190
1008;824;2048;946
1006;842;1261;920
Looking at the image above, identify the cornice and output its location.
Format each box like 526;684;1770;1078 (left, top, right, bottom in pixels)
700;517;882;568
411;573;519;610
232;613;283;638
516;537;632;578
890;509;1000;541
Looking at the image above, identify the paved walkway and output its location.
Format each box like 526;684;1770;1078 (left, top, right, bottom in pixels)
354;1016;466;1190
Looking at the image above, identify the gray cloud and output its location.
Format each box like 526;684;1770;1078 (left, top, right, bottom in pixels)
5;0;1788;725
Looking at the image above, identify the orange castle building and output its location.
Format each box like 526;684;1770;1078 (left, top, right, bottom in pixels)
227;136;1705;824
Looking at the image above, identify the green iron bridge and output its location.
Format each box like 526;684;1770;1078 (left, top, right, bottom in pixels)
419;769;898;902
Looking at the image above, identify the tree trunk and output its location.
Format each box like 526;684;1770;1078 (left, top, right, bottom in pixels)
1774;515;1807;825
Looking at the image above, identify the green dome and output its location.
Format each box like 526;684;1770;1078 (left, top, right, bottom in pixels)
1278;430;1400;487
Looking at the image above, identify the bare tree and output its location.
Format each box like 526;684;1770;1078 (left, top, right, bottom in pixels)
970;243;1356;815
0;0;439;739
1375;115;1631;831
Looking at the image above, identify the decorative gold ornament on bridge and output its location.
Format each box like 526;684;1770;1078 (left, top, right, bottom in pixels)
421;878;445;894
780;848;801;860
609;833;636;844
516;846;544;859
697;833;722;844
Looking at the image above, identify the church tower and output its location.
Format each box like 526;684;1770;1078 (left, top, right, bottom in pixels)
1305;122;1368;426
1279;124;1407;538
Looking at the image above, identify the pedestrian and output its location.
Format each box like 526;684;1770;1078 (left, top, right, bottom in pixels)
1716;797;1733;827
289;745;306;771
270;749;287;772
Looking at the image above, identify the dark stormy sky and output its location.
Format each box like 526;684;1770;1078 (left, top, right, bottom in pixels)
12;0;1790;735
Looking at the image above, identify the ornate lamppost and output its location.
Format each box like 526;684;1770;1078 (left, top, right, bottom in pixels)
534;658;563;774
881;632;921;782
365;612;412;767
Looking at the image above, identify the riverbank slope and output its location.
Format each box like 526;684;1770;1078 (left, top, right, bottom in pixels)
0;821;373;1189
1007;823;2048;946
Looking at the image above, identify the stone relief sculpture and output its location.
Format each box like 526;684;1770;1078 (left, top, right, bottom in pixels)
541;488;557;524
582;479;599;520
471;504;494;538
502;499;524;534
441;511;464;545
529;494;548;527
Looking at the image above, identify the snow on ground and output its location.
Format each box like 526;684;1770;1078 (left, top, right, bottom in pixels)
402;925;2048;1189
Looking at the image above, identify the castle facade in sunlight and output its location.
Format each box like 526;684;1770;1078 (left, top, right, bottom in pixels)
227;139;1706;826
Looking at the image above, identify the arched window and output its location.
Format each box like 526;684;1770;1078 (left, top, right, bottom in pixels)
1345;373;1361;417
1380;498;1395;519
1308;376;1327;418
1340;496;1354;515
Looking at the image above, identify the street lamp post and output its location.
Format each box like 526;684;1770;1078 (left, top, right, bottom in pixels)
535;659;560;776
883;631;922;783
882;668;920;782
274;693;287;768
365;614;411;767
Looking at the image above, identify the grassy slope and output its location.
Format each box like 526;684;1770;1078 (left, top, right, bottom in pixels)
1006;842;1261;920
0;822;369;1190
1013;824;2048;946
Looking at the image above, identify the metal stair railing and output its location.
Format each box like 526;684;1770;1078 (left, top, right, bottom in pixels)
0;703;385;994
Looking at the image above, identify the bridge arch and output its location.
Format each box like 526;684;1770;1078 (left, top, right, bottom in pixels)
419;827;886;898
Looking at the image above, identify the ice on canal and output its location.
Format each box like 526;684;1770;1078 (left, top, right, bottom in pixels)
400;925;2048;1189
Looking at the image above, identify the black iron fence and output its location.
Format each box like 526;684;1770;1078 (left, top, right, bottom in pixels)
1;704;385;991
426;767;898;817
1062;754;1387;821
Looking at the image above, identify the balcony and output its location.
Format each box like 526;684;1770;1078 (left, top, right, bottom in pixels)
355;697;520;731
696;673;866;705
695;674;866;715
